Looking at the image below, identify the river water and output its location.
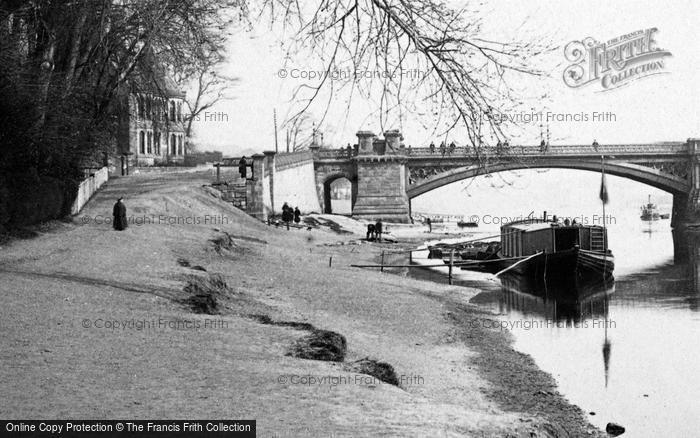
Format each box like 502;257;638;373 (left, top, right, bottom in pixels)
410;174;700;436
415;221;700;436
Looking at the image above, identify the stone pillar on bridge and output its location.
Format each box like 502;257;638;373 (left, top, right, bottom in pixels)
357;131;376;155
309;145;320;160
384;130;402;154
263;151;276;216
673;139;700;228
351;130;411;223
246;153;268;221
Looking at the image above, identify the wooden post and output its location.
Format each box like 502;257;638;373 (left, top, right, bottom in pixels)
329;256;333;268
409;250;413;264
448;249;454;285
215;163;221;183
381;251;385;272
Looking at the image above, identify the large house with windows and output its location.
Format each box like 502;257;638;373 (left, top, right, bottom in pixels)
118;76;188;166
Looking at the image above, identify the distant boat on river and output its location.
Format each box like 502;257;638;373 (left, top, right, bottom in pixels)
456;220;478;228
640;194;660;221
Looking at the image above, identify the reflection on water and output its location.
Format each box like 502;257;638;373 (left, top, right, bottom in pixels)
415;223;700;437
494;274;613;324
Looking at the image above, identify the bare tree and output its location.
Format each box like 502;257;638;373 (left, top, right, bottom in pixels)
284;113;316;152
0;0;237;226
262;0;554;152
182;67;238;145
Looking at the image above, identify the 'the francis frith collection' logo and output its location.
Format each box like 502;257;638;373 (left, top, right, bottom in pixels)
563;28;672;91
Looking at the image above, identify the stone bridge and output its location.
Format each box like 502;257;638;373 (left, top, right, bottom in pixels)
311;131;700;227
227;130;700;227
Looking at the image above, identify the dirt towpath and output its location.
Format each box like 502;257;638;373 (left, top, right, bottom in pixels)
0;170;603;437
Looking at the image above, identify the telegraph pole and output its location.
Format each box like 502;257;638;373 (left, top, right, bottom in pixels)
273;108;279;153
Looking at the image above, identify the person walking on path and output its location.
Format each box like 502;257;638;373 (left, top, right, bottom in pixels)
426;217;432;233
112;197;128;231
374;220;383;242
294;207;301;225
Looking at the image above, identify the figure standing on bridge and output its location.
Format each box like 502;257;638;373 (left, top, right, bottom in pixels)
238;156;247;179
449;141;456;155
540;139;547;153
426;217;432;233
429;142;435;154
439;141;446;157
112;197;128;231
294;207;301;224
592;139;599;152
496;141;503;154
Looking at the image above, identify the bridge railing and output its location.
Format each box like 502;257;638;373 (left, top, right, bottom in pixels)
405;143;687;157
313;143;687;160
316;148;354;159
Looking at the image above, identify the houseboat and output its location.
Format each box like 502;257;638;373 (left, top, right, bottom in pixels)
493;215;614;280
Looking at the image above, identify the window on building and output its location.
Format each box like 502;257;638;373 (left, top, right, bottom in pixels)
154;132;160;155
176;102;182;122
145;97;152;120
139;130;145;154
169;101;176;122
147;131;152;154
178;135;183;155
137;96;145;119
171;134;177;155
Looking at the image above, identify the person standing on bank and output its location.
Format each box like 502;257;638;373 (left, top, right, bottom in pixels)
112;197;128;231
294;207;301;225
366;224;375;241
282;202;291;230
374;220;383;242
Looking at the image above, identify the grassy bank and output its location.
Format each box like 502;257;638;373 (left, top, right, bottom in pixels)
0;170;603;437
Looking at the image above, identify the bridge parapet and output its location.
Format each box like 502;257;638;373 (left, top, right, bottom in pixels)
404;143;688;158
274;149;314;171
316;148;354;160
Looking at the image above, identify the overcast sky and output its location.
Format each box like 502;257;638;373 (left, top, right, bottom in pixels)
189;0;700;156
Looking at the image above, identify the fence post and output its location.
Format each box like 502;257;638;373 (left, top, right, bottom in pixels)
381;251;385;272
329;256;333;268
448;249;454;285
409;249;413;264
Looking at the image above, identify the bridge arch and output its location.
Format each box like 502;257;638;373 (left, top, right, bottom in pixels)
407;159;690;199
320;172;358;214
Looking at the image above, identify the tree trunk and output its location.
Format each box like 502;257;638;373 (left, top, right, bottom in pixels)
64;9;88;93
